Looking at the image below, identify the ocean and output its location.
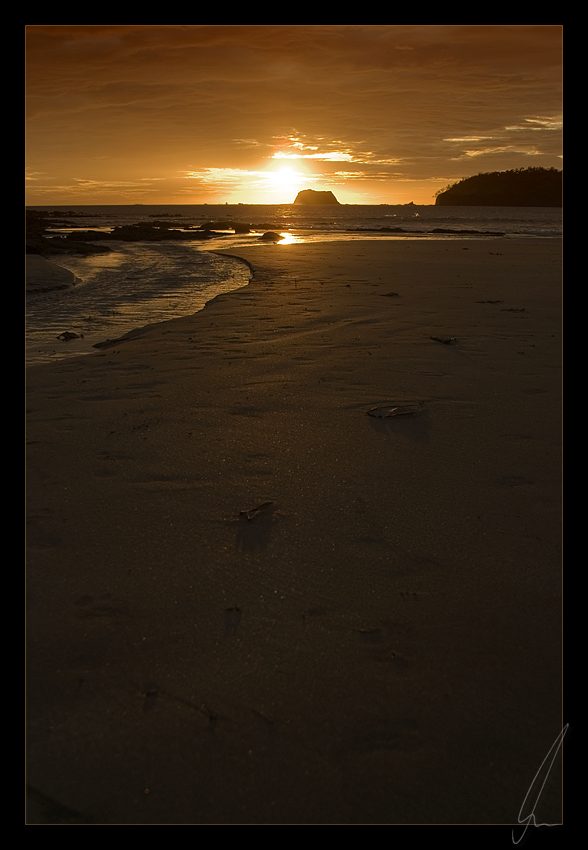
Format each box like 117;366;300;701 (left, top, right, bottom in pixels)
26;204;562;364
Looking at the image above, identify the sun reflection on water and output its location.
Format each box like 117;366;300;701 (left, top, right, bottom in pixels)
276;232;302;245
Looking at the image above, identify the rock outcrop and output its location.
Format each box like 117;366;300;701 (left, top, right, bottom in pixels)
293;189;340;205
26;209;262;257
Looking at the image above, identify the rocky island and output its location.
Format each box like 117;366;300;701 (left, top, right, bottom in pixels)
293;189;340;205
435;167;562;207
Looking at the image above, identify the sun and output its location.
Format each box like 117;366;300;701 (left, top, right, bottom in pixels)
265;166;305;194
269;167;297;186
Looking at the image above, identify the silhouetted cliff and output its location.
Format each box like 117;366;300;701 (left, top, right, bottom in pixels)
435;168;562;207
293;190;340;205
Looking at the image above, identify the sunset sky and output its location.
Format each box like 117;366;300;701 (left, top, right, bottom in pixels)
25;25;562;206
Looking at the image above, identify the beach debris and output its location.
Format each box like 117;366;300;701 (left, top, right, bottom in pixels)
476;299;503;304
367;401;425;418
500;307;526;312
56;331;84;340
380;291;400;297
239;501;274;521
430;335;457;344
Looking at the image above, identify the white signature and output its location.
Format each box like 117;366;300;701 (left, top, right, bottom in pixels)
512;724;568;844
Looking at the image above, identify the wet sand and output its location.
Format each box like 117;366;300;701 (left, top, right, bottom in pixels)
26;238;562;824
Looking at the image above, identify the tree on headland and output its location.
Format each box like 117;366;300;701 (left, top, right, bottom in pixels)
434;167;562;207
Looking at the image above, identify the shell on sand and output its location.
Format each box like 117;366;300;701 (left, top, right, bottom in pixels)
367;402;425;418
430;335;457;344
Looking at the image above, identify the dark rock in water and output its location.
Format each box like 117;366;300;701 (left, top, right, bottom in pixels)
65;230;111;241
57;331;83;340
26;234;111;257
293;189;340;205
59;241;112;256
197;220;231;231
107;224;198;242
259;231;284;242
138;219;192;229
252;222;283;231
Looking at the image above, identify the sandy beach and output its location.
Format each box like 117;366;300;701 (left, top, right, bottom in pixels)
26;238;562;825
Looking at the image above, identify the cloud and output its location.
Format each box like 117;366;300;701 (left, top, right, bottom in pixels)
182;166;312;191
460;146;542;159
28;177;165;199
506;116;563;131
445;137;493;142
26;26;562;204
268;134;404;167
272;150;356;162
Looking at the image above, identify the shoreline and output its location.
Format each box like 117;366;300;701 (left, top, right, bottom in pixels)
26;238;562;824
25;247;254;366
25;235;558;366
